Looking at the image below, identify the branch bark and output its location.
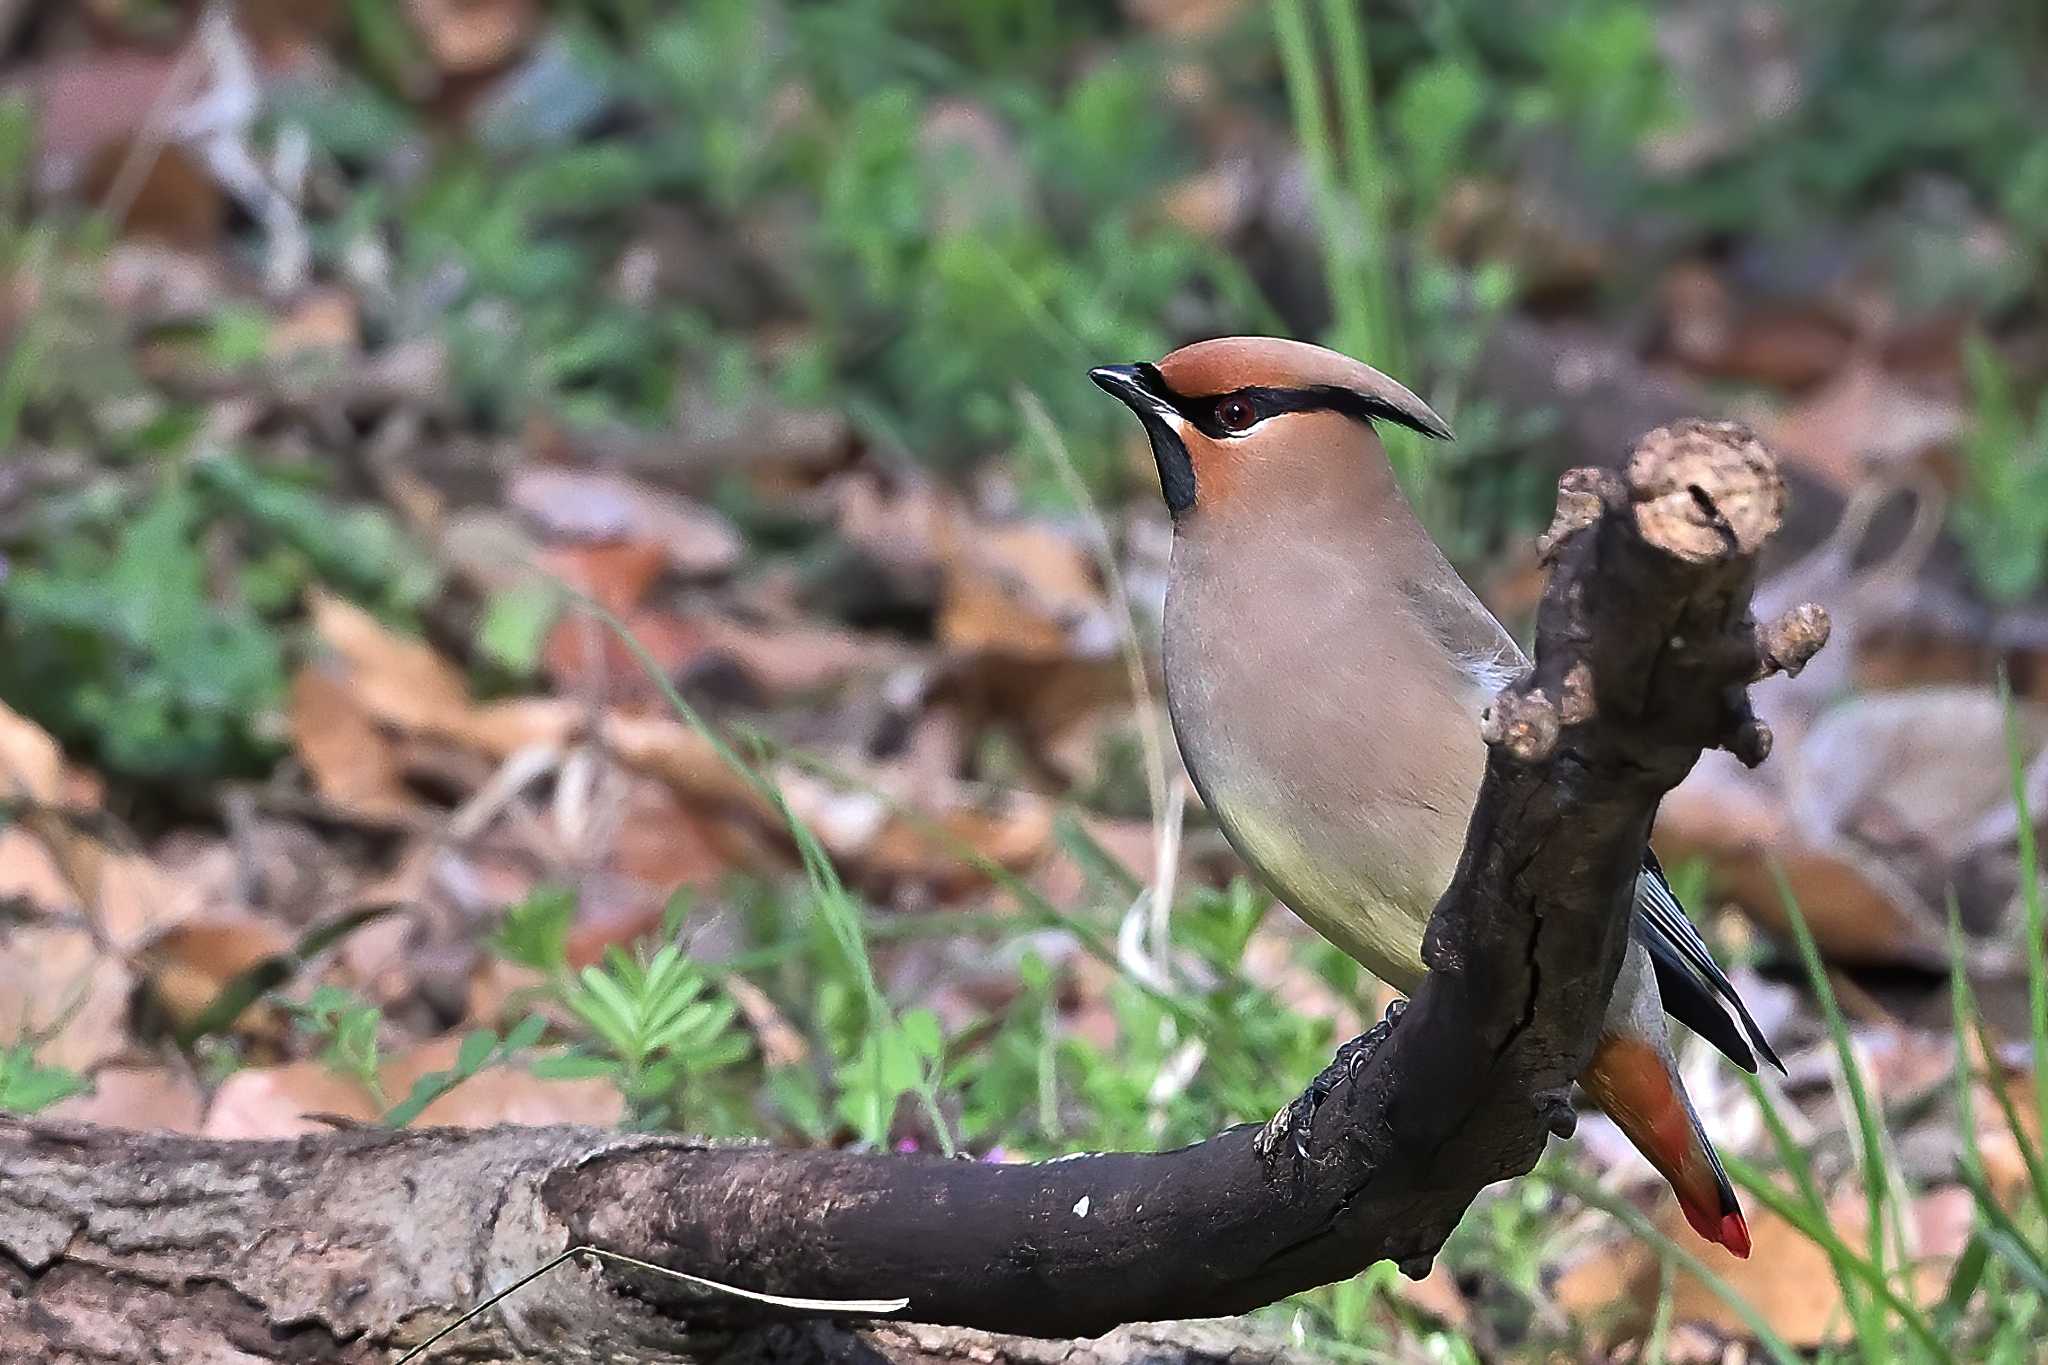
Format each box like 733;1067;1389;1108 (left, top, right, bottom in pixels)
0;421;1824;1364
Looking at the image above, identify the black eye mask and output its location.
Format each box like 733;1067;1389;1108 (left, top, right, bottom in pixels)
1171;379;1454;442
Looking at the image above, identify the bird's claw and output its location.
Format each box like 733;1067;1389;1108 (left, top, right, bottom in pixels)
1253;1000;1405;1166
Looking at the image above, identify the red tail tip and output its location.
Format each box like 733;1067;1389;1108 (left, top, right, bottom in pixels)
1678;1199;1752;1258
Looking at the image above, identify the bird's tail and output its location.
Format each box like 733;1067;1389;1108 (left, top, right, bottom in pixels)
1580;1034;1751;1258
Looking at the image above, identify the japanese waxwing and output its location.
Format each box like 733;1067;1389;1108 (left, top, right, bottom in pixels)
1091;337;1780;1257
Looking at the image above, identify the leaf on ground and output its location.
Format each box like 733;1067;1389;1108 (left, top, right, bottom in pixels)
289;663;414;818
308;591;477;740
1557;1192;1852;1349
1660;686;2048;965
405;0;540;76
1767;360;1964;490
379;1032;623;1128
1658;262;1853;392
47;1066;205;1135
0;698;64;802
266;287;360;361
535;540;668;616
138;913;296;1040
780;767;1055;897
203;1060;382;1138
512;467;743;580
0;928;135;1073
937;519;1113;663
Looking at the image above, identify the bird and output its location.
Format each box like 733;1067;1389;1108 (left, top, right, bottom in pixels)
1090;336;1780;1258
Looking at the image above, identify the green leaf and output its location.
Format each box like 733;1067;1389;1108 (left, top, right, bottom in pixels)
530;1050;617;1081
0;1046;89;1115
382;1071;455;1129
504;1013;549;1055
491;886;575;974
456;1029;501;1077
477;582;561;676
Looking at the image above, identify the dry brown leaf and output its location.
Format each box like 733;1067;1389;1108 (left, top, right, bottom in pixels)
938;520;1112;663
537;539;668;615
0;698;64;802
308;590;476;740
382;1034;623;1128
608;778;735;896
235;0;349;69
1658;759;1948;967
1559;1192;1875;1349
0;927;135;1073
406;0;539;75
12;821;200;948
594;713;768;817
47;1066;205;1135
137;913;296;1038
1122;0;1254;36
724;974;808;1069
1159;166;1253;240
779;769;1054;896
461;695;582;756
513;467;742;580
267;286;359;359
1028;816;1157;911
1660;687;2048;966
541;606;708;707
1767;360;1963;490
1394;1261;1470;1333
289;663;412;818
1658;262;1851;390
0;827;75;912
203;1060;379;1139
690;617;902;699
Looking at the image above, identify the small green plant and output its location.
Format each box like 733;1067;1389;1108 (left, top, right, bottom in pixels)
1953;337;2048;603
291;985;389;1105
548;937;752;1127
0;1040;88;1115
498;885;752;1128
290;985;553;1127
0;478;288;782
383;1015;550;1128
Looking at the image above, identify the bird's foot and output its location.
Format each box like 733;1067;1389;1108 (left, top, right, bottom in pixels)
1254;999;1405;1165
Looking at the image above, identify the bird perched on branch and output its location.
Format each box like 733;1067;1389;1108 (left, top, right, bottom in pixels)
1091;337;1779;1258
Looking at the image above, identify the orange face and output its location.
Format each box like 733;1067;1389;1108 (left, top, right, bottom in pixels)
1089;337;1451;518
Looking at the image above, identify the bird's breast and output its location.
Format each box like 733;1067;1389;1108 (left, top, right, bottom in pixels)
1162;532;1490;991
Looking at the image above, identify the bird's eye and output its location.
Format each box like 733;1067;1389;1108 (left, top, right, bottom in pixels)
1215;397;1258;433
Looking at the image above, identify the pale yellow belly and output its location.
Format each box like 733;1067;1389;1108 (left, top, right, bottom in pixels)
1209;802;1431;994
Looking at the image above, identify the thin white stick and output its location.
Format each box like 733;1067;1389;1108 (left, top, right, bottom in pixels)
395;1244;908;1363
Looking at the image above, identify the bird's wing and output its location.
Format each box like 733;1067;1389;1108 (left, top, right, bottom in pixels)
1413;556;1782;1074
1636;849;1785;1073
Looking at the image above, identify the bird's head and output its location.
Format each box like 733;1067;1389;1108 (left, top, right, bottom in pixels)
1089;336;1450;520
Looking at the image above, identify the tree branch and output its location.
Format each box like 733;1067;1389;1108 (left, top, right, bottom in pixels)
0;421;1823;1363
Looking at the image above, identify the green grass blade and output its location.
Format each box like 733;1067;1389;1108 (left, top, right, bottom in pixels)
1933;1234;1991;1335
1738;1069;1876;1335
1723;1154;1948;1361
1997;672;2048;1195
1970;1011;2048;1226
1958;1165;2048;1297
1539;1166;1802;1365
1770;864;1901;1280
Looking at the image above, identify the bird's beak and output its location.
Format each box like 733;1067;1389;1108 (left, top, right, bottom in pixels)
1088;364;1179;423
1090;362;1197;516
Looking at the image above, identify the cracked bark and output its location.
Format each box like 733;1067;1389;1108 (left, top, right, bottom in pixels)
0;420;1824;1364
